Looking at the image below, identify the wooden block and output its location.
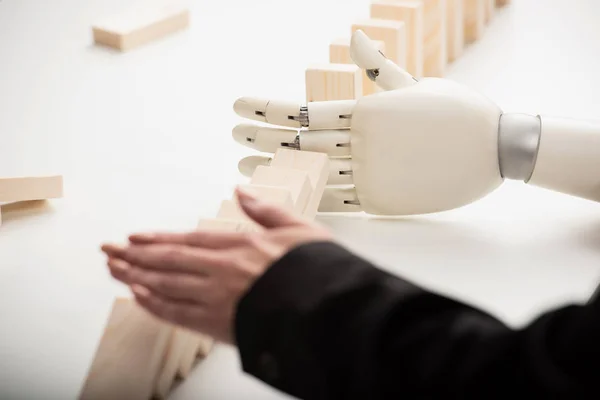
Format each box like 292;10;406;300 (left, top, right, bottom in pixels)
79;298;172;400
329;38;386;96
0;175;63;203
250;166;313;214
153;329;190;399
177;331;213;378
305;64;362;102
422;0;447;77
351;19;407;68
446;0;465;62
370;1;424;78
92;2;189;51
484;0;495;22
464;0;485;43
216;200;253;222
269;149;329;219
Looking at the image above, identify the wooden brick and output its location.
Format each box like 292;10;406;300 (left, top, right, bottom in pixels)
446;0;465;62
79;298;172;400
250;166;313;214
351;19;407;69
370;0;424;78
464;0;485;43
422;0;447;77
0;175;63;203
329;38;386;95
153;329;190;399
92;2;189;51
305;64;362;102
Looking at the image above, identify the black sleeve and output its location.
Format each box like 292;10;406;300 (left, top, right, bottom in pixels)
234;241;600;399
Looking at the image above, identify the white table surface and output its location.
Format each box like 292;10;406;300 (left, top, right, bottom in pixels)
2;0;600;398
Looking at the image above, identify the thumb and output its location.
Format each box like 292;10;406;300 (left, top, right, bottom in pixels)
235;186;303;229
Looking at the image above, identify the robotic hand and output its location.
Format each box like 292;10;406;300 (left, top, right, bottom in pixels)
232;30;600;216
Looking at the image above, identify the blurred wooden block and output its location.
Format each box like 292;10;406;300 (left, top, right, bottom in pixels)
484;0;496;22
269;149;329;219
0;175;63;203
92;2;189;51
250;168;313;214
153;329;190;399
351;19;407;68
329;38;386;95
422;0;447;77
464;0;485;43
178;331;213;378
79;298;172;400
370;0;424;78
305;64;362;102
446;0;465;62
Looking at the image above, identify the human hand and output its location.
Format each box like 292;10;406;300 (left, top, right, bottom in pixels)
100;187;334;344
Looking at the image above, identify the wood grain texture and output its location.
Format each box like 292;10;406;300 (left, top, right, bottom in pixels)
92;2;189;51
422;0;447;77
329;38;386;95
464;0;485;43
351;19;407;68
370;0;424;78
0;175;63;203
79;298;172;400
446;0;465;62
305;64;362;102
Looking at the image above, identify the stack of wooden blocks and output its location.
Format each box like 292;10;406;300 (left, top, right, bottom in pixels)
82;0;511;398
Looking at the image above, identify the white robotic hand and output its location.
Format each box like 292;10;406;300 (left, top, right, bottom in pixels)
232;30;600;216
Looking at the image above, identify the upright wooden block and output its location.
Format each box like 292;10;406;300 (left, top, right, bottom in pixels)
370;1;424;78
484;0;496;22
305;64;362;102
0;175;63;203
351;19;407;69
153;329;190;399
92;2;189;51
269;149;329;220
79;298;172;400
446;0;465;62
422;0;447;77
464;0;485;43
330;38;386;96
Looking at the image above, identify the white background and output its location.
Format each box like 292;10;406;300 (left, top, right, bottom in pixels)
1;0;600;398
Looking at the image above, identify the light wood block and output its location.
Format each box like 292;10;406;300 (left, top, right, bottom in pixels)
484;0;495;22
446;0;465;62
79;298;172;400
177;331;213;378
153;329;190;399
329;38;386;96
0;175;63;203
464;0;485;43
92;2;189;52
250;166;313;214
351;19;407;69
422;0;447;77
305;64;362;102
370;1;424;78
269;149;329;220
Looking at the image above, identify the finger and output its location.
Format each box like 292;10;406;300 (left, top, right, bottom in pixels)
238;155;354;185
235;186;304;229
108;259;208;303
234;97;356;131
101;243;126;258
120;244;226;274
131;284;208;331
350;29;417;91
128;230;249;249
318;186;362;213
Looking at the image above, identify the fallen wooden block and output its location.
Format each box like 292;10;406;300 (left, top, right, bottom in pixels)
305;64;363;102
351;19;407;69
0;175;63;203
79;298;172;400
446;0;465;62
464;0;486;43
330;37;386;95
370;0;424;79
422;0;447;77
92;2;189;51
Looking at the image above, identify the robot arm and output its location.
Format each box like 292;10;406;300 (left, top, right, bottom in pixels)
232;30;600;216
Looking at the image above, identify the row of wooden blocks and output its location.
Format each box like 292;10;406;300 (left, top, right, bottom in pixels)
79;148;330;399
306;0;511;102
0;176;63;226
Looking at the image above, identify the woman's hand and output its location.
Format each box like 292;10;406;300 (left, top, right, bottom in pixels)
100;187;334;344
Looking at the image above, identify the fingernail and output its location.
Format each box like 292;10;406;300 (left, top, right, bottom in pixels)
131;284;150;298
101;243;126;255
129;233;155;242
